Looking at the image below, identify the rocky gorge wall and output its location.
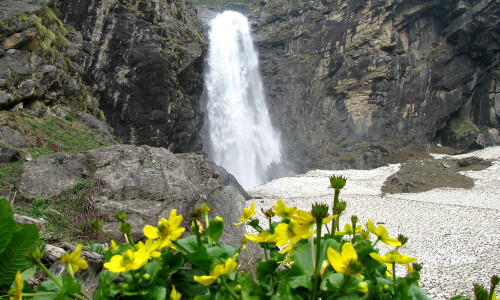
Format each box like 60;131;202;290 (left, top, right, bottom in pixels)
251;0;500;171
56;0;208;153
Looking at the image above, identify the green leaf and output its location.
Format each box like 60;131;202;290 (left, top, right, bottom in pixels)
186;246;212;271
257;259;278;282
94;270;120;300
0;198;15;254
20;265;37;280
0;224;39;290
408;284;431;300
33;275;65;299
206;244;237;261
205;219;223;245
160;251;184;275
148;284;167;300
171;268;208;298
59;276;82;299
175;235;199;255
450;297;470;300
248;219;263;232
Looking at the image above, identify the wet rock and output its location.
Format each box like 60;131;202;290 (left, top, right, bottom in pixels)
457;156;484;168
13;213;46;231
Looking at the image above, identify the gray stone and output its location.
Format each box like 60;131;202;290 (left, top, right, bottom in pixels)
0;0;50;21
4;50;32;75
0;126;31;148
476;132;496;148
75;111;115;143
0;146;21;163
19;153;89;198
495;94;500;119
17;79;36;99
488;128;500;144
0;91;13;107
13;214;46;231
19;145;248;246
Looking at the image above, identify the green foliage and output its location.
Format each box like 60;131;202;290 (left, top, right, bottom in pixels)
0;199;39;293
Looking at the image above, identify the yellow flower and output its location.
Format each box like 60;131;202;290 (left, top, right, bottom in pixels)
244;231;277;244
335;223;362;236
104;249;149;273
170;285;181;300
327;242;364;279
291;210;337;237
60;244;88;275
105;240;119;252
366;219;401;246
135;239;161;259
369;250;417;265
143;210;185;250
8;270;23;300
272;199;297;220
274;222;304;253
234;202;255;225
194;253;239;286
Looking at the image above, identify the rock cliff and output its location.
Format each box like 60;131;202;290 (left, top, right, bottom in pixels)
55;0;208;153
251;0;500;171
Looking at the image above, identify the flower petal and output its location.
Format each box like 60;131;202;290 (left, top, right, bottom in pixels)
327;247;347;274
143;225;160;239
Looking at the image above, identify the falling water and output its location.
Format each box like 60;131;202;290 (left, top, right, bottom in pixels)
203;11;283;190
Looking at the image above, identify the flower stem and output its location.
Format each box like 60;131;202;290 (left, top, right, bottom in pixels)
126;233;137;250
67;263;75;278
193;220;203;247
245;244;257;281
332;189;340;233
263;243;269;261
36;259;63;289
222;277;239;299
99;228;114;242
392;262;396;283
311;219;323;300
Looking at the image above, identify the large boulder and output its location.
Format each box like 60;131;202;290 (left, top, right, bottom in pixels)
19;145;248;246
251;0;500;171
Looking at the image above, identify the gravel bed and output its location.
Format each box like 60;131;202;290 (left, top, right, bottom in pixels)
248;146;500;299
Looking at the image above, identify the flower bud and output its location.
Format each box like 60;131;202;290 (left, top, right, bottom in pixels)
134;273;140;279
412;263;422;272
491;275;500;289
234;284;242;293
311;203;329;219
143;273;151;281
119;222;132;234
261;208;275;219
329;175;347;190
397;234;409;246
90;219;102;230
383;284;390;292
200;204;211;214
26;246;42;262
122;283;129;290
214;216;223;222
190;209;202;219
116;211;127;222
351;215;358;225
357;282;368;294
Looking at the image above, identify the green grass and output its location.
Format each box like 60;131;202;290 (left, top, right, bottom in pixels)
0;106;114;245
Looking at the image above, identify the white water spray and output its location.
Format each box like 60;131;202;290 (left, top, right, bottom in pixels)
204;11;283;190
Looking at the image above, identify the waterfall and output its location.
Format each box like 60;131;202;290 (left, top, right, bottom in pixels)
203;11;284;190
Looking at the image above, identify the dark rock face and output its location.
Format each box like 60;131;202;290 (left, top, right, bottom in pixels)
20;145;248;246
251;0;500;171
56;0;208;153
